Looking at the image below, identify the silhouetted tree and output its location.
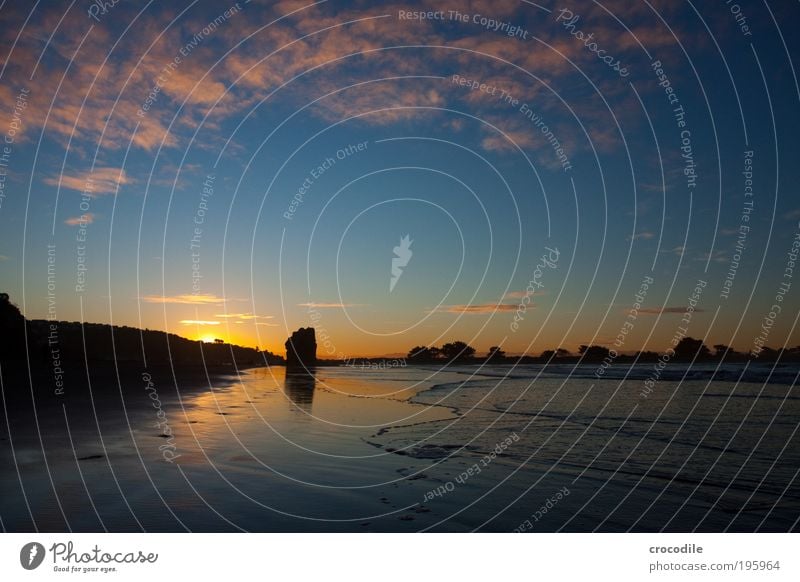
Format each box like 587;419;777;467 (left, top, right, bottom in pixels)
674;337;710;360
0;293;26;361
713;344;742;360
556;348;571;357
754;346;779;360
408;346;434;360
540;349;555;360
578;344;610;361
486;346;506;361
440;341;475;361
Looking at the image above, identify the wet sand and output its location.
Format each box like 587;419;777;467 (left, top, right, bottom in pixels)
1;363;798;531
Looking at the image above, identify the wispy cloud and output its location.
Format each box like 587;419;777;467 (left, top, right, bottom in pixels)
504;290;545;300
214;312;274;320
179;320;221;325
696;250;727;263
638;307;705;315
64;213;95;226
142;294;225;305
504;291;527;299
629;231;655;241
662;246;686;256
44;168;132;196
431;303;519;314
298;302;361;308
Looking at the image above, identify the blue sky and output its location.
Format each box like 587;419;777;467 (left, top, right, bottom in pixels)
0;0;798;356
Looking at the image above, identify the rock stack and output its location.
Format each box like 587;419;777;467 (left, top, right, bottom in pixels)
285;327;317;368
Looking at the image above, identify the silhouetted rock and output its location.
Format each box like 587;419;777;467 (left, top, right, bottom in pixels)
0;293;26;361
285;327;317;367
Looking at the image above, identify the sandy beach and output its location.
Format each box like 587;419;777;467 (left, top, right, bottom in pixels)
2;362;798;532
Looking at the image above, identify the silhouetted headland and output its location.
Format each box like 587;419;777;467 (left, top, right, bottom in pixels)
0;293;283;408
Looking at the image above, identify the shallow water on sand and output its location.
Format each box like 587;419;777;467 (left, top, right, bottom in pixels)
1;364;798;531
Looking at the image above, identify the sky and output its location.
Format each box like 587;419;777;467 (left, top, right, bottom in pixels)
0;0;798;357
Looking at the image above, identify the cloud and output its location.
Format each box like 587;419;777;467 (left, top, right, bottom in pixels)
214;312;274;320
64;213;95;226
216;312;279;326
662;246;686;256
0;255;9;261
696;250;727;263
638;307;706;315
504;291;527;299
504;290;544;300
0;0;691;170
638;182;666;193
142;294;225;305
44;168;132;196
179;320;221;325
480;128;536;153
629;231;655;241
432;303;520;313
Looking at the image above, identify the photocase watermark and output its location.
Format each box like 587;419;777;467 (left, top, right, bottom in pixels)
342;358;407;370
725;0;753;37
513;486;571;532
720;150;754;300
641;279;707;398
0;87;29;212
20;542;45;570
142;372;180;463
555;8;629;77
595;274;654;378
306;305;349;361
398;9;530;39
751;221;799;357
74;176;94;293
511;247;560;332
422;432;519;502
451;74;572;171
47;541;158;574
190;174;215;295
22;539;158;573
390;234;413;292
284;141;368;220
652;59;697;191
86;0;124;22
46;244;65;396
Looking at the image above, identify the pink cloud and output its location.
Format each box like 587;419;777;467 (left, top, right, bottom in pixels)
298;302;361;308
432;303;520;313
45;168;132;196
143;294;225;305
64;213;95;226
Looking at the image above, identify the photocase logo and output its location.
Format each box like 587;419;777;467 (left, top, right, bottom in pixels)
20;542;45;570
390;234;413;292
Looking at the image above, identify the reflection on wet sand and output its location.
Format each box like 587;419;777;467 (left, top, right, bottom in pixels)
283;368;316;413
